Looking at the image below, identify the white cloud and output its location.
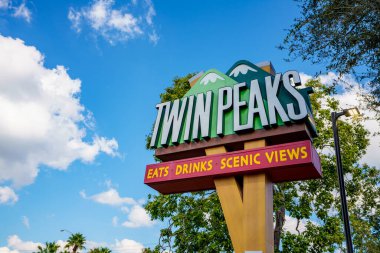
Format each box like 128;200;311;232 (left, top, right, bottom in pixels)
299;72;312;86
81;188;136;206
300;72;380;168
86;240;108;251
12;3;31;22
0;186;18;204
79;190;87;199
21;216;30;229
68;7;82;32
105;179;118;188
148;31;159;45
0;0;9;9
108;10;141;34
121;206;129;213
7;235;41;252
122;205;155;228
113;238;144;253
87;239;144;253
0;247;18;253
0;235;144;253
68;0;158;45
0;1;31;22
333;86;379;168
112;216;119;226
144;0;155;25
81;186;154;229
86;0;109;29
0;35;118;193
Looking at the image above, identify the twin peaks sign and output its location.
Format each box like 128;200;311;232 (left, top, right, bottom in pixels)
144;60;322;252
145;60;321;193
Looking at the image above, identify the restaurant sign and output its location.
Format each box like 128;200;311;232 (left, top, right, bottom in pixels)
144;60;322;252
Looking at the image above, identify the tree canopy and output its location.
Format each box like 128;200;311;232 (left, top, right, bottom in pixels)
281;0;380;111
144;74;380;252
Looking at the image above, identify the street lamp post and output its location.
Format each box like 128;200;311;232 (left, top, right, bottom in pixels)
331;107;359;253
60;229;73;235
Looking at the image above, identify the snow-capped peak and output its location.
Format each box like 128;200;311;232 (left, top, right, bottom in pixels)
200;72;225;85
229;64;257;77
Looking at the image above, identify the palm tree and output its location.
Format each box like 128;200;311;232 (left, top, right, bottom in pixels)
36;242;60;253
88;247;112;253
64;233;86;253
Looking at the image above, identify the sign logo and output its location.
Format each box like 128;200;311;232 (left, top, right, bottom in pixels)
150;60;316;149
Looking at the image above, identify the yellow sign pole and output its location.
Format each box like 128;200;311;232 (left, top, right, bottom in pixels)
206;139;274;253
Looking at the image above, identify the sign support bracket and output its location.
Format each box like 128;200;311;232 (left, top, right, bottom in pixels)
206;139;274;253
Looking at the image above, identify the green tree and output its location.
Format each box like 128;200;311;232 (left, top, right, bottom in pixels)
88;247;112;253
36;242;60;253
281;0;380;113
64;233;86;253
144;75;380;252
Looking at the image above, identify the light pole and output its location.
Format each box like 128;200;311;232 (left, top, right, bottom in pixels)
60;229;73;235
331;107;360;253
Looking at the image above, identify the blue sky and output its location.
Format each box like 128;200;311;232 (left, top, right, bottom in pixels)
0;0;378;252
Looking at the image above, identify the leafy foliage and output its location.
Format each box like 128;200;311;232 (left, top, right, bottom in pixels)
88;247;112;253
159;74;194;103
144;75;380;252
65;233;86;253
281;0;380;112
145;191;232;252
36;242;60;253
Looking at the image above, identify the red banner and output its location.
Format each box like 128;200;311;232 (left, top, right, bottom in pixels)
144;140;321;194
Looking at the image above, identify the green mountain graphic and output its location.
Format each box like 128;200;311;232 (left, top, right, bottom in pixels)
184;69;237;141
226;60;275;128
185;69;237;96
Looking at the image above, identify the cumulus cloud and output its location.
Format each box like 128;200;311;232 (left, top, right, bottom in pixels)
68;0;158;45
0;247;18;253
122;205;155;228
0;235;144;253
85;240;108;251
300;72;380;168
81;188;136;206
0;186;18;204
113;238;144;253
78;238;145;253
81;184;155;228
6;235;41;252
87;239;145;253
0;35;118;195
0;0;32;22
